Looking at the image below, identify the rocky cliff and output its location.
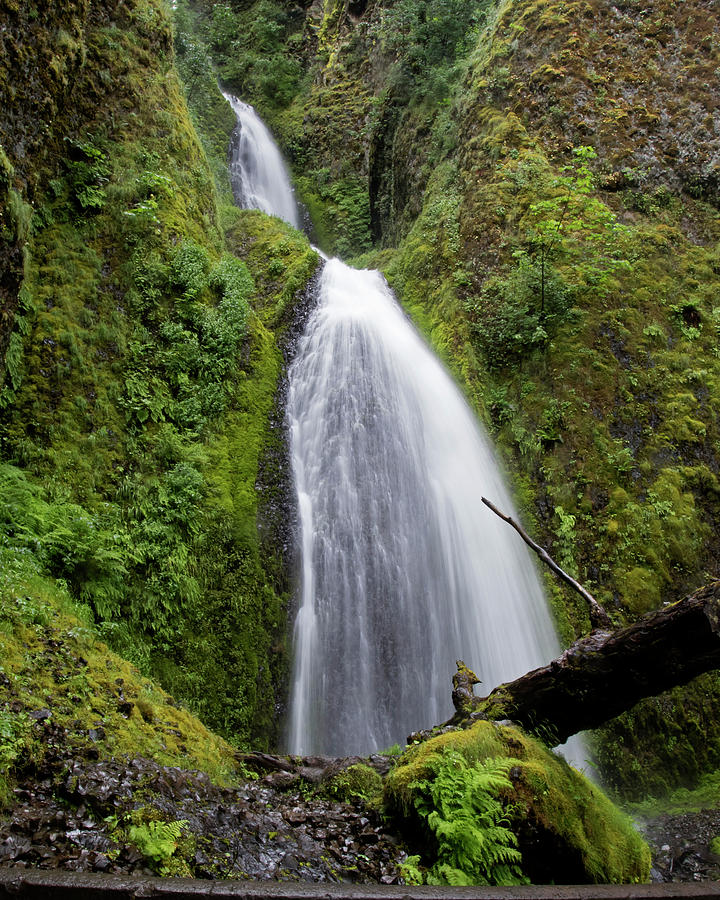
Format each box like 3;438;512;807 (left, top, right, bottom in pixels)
0;0;719;817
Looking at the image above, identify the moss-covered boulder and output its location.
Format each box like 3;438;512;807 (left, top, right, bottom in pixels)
0;537;238;808
386;720;651;885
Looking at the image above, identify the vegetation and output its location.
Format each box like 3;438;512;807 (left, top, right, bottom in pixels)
324;763;384;812
213;0;720;798
0;0;718;884
0;0;317;754
386;721;651;884
405;751;525;886
628;769;720;819
0;532;238;801
124;812;195;876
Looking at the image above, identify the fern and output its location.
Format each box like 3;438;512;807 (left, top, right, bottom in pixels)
128;819;186;866
410;750;527;886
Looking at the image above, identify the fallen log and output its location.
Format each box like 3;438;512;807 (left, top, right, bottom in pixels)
458;580;720;745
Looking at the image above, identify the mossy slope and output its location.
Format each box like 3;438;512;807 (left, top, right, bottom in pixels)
0;0;318;752
0;537;237;805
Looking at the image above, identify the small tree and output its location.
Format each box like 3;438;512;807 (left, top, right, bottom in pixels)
468;147;631;369
518;146;631;319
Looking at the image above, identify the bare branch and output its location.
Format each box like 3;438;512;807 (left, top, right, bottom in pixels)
481;496;613;629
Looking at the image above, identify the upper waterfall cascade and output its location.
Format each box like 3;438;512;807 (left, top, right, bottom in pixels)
223;94;586;766
223;92;300;229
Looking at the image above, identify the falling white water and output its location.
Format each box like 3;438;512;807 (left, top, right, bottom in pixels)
286;260;586;763
221;93;588;770
222;91;300;229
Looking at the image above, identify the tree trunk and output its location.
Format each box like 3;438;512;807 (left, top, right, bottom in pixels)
459;581;720;746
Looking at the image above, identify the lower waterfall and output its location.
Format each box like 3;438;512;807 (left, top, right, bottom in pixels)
286;259;574;759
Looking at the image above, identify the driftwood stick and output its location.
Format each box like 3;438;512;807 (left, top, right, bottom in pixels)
481;496;612;629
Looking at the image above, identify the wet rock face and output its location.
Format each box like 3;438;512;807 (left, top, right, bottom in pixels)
0;752;405;882
641;808;720;883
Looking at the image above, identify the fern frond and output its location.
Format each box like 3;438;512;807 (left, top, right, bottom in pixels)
409;750;527;886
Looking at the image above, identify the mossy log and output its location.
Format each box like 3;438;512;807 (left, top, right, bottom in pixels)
463;581;720;745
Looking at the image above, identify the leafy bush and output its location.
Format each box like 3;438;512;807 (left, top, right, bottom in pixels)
468;260;571;369
0;707;30;772
171;239;211;300
62;136;110;211
204;253;253;375
125;814;193;876
0;464;127;620
468;147;632;369
187;0;302;111
371;0;489;102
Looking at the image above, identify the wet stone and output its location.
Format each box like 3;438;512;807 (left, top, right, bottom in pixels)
0;743;407;883
641;806;720;883
283;807;308;824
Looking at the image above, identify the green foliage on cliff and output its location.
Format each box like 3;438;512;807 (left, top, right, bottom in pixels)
369;0;487;104
0;0;317;755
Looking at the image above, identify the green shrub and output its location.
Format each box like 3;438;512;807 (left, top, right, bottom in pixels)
0;707;30;772
171;239;211;299
0;464;127;620
62;136;110;212
325;763;384;811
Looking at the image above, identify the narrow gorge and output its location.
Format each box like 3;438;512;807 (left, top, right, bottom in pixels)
0;0;718;887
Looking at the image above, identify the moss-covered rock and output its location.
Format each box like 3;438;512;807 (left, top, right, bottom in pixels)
324;763;384;812
386;720;651;884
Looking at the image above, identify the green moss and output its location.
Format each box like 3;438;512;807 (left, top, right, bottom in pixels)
595;673;720;801
627;767;720;818
615;567;661;617
387;721;651;884
225;210;319;328
0;0;320;753
0;543;237;786
325;764;384;812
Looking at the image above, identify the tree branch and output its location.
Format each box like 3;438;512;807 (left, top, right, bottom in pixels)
481;496;613;629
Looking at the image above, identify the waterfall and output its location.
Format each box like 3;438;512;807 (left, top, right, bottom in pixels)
222;93;587;768
222;91;300;229
286;261;572;757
